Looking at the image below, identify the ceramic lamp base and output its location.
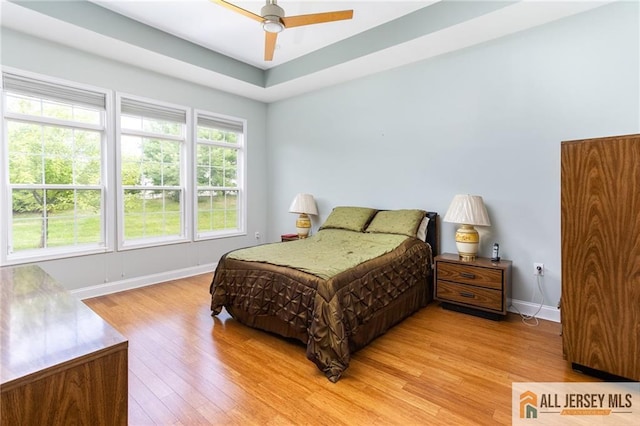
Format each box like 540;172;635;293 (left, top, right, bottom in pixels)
295;213;311;239
455;224;479;261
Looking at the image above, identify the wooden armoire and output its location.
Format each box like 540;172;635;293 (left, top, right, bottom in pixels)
561;133;639;380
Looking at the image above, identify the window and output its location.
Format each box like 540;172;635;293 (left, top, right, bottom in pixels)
195;112;245;239
118;95;188;248
2;71;110;263
2;70;248;265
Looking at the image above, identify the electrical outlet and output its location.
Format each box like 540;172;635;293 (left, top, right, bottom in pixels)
534;262;544;276
254;231;260;240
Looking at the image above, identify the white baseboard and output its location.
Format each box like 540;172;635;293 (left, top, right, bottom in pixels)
73;270;561;324
509;298;560;323
71;263;217;300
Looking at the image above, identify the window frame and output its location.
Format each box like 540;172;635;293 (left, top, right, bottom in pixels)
1;69;250;266
115;93;192;251
193;110;246;240
1;68;114;265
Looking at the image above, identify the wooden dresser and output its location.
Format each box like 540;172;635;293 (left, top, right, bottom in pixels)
1;265;128;425
561;133;640;380
434;253;512;320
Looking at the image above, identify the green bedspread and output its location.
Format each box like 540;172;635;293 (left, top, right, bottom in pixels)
228;228;408;280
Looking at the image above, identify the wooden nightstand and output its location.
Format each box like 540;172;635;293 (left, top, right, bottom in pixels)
434;253;512;320
281;234;299;242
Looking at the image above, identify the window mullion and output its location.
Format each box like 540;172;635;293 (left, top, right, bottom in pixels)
121;128;184;142
5;112;105;132
196;138;241;149
10;184;103;189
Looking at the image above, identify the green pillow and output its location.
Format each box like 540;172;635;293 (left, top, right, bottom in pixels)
365;209;426;237
319;206;378;232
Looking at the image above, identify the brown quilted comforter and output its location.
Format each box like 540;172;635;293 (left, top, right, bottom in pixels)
210;237;432;382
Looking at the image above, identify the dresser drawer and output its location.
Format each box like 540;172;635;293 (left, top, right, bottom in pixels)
436;281;503;312
437;261;503;290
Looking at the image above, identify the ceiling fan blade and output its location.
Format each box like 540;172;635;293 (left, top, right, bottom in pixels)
281;10;353;28
264;32;278;61
209;0;264;23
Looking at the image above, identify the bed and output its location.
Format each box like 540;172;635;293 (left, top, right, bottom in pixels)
210;207;438;382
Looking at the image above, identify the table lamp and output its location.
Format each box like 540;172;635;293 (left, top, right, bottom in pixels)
443;194;491;261
289;193;318;238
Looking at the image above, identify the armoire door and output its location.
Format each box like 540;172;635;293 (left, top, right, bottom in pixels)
561;134;640;380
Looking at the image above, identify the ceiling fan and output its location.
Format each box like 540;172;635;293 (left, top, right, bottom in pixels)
211;0;354;61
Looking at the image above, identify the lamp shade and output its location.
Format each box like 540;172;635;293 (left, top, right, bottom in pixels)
443;194;491;226
289;193;318;216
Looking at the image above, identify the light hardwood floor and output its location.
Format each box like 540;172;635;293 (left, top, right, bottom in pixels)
84;274;598;425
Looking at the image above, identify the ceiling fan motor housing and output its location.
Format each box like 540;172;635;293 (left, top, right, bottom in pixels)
261;1;284;20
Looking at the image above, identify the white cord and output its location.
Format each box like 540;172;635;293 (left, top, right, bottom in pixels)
511;274;545;326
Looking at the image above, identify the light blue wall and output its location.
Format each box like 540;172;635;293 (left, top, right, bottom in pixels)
266;2;640;307
2;2;638;305
1;29;269;290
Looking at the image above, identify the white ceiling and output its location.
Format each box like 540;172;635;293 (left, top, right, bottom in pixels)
1;0;612;102
92;0;433;69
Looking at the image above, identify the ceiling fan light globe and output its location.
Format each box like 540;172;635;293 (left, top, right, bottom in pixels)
263;18;284;33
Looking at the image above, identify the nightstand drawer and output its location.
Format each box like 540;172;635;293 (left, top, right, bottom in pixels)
437;262;503;290
436;281;502;312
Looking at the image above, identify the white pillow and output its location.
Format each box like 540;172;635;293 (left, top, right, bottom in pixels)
416;217;430;242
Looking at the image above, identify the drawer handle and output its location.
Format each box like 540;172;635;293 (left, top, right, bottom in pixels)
460;272;476;279
459;292;475;298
